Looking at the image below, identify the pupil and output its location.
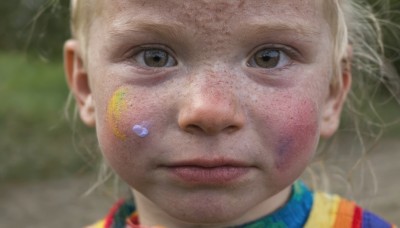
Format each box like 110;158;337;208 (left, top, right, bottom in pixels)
255;50;280;68
262;55;271;61
144;49;168;67
153;55;161;63
262;51;278;61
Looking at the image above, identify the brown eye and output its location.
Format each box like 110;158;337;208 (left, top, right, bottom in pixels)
248;49;290;69
136;49;177;68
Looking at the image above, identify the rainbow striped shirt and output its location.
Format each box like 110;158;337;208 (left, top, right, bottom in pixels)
88;182;395;228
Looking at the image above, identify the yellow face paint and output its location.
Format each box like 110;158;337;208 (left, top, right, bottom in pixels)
107;87;128;140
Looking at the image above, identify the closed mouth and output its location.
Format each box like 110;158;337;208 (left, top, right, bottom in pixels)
163;158;252;184
165;157;250;168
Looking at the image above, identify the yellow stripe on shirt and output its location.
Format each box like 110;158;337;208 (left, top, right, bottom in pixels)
85;219;105;228
304;192;341;228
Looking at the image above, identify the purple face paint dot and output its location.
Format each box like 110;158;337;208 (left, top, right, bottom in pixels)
132;125;149;138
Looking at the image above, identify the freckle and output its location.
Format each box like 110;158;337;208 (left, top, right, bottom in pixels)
132;124;149;138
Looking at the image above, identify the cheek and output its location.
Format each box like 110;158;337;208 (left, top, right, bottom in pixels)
97;87;157;167
107;87;129;140
258;94;320;172
106;87;150;141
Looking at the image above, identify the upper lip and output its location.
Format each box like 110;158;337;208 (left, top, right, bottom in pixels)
164;158;250;168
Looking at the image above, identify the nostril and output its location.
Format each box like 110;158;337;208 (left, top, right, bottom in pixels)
185;124;203;134
183;122;241;135
225;125;240;134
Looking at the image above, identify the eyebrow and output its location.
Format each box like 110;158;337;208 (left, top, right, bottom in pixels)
108;18;321;45
242;20;321;40
108;20;185;42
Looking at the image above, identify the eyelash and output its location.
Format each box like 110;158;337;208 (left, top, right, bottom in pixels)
246;45;298;70
127;45;298;71
128;45;178;69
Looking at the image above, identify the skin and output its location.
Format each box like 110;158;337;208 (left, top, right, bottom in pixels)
64;0;351;227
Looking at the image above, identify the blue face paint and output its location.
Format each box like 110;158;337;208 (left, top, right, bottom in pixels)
275;137;293;170
132;124;149;138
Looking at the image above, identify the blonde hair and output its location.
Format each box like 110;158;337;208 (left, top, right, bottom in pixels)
307;0;400;200
70;0;101;60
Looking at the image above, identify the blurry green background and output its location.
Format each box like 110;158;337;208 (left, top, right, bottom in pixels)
0;0;399;184
0;0;98;183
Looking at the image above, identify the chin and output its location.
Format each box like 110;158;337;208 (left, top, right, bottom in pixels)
166;203;246;226
155;191;266;227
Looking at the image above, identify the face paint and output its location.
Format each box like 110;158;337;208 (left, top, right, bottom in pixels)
107;87;128;140
275;137;294;170
132;124;149;138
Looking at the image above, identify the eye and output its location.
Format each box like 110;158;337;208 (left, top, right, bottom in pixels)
135;48;177;68
247;49;291;69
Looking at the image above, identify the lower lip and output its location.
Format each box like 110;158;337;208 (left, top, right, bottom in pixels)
167;166;250;184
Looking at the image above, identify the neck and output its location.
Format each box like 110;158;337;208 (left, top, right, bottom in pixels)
132;186;292;228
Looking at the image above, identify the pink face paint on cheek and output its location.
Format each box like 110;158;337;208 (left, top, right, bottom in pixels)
272;98;320;171
107;87;128;140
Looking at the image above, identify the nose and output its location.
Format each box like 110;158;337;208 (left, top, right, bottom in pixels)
178;76;246;136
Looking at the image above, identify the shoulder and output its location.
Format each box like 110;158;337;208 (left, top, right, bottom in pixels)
305;191;396;228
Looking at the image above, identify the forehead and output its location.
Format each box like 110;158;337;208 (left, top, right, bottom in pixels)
98;0;326;32
104;0;322;15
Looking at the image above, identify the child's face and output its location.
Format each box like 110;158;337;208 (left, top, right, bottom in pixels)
66;0;350;225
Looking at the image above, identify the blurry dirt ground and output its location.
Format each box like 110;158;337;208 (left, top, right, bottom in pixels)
0;139;399;228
